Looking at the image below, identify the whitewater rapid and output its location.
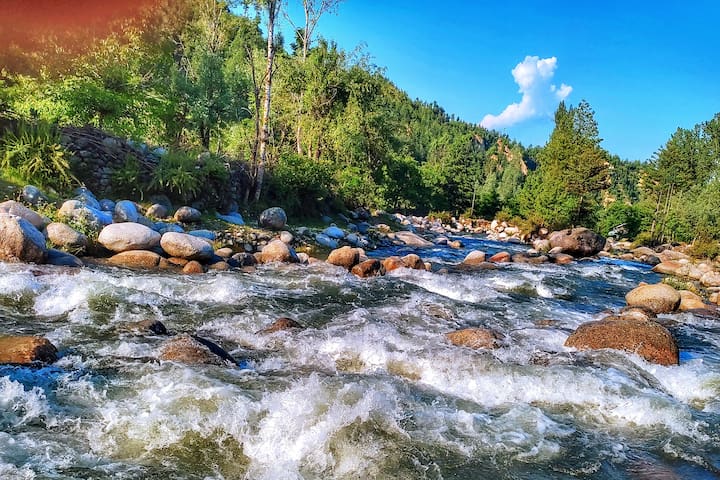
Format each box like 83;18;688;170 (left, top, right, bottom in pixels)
1;236;719;479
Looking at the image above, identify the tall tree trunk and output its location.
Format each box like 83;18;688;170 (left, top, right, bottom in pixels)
254;0;279;202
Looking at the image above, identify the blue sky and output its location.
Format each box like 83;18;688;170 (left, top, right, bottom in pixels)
279;0;720;161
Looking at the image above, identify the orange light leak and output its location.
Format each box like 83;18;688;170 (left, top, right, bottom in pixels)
2;0;158;47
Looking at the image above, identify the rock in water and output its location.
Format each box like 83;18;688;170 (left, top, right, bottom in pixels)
98;223;161;253
160;232;214;261
548;228;606;257
565;317;679;366
258;317;304;334
259;207;287;230
0;214;48;264
108;250;164;270
47;249;83;267
159;334;236;365
383;256;406;272
401;254;425;270
351;259;384;278
489;251;511;263
392;231;433;247
678;290;706;311
445;328;501;349
260;239;299;263
0;336;58;364
625;283;681;314
462;250;486;266
327;246;360;270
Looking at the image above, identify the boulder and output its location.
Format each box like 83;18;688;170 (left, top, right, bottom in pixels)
0;336;58;364
548;228;606;257
159;334;236;366
351;259;384;278
462;250;486;266
489;251;511;263
259;207;287;230
260;239;298;263
625;283;681;314
550;253;574;265
382;256;406;272
98;223;161;253
99;199;116;212
327;246;360;270
0;200;46;229
21;185;48;206
215;247;234;258
632;246;656;258
392;231;433;247
0;214;47;264
401;253;425;270
445;328;502;349
564;317;679;366
45;222;88;252
108;250;164;270
679;290;706;311
145;203;169;219
315;233;338;249
652;261;686;276
182;260;204;274
58;200;112;229
47;249;83;267
216;212;245;225
700;271;720;288
160;232;214;261
323;225;345;239
232;252;257;267
114;200;140;223
123;319;168;335
258;317;304;334
279;231;293;244
174;206;202;223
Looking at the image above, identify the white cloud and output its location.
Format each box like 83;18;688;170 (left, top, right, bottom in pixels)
480;56;572;130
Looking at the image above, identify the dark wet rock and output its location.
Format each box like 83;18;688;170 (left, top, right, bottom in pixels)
174;206;202;223
159;334;236;366
47;249;83;267
351;259;384;278
0;336;58;364
445;328;502;349
625;283;681;314
124;319;168;335
232;252;257;267
548;227;606;257
0;214;47;264
258;317;304;334
259;207;287;230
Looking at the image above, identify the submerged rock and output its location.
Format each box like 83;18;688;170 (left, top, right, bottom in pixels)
548;228;606;257
258;317;304;334
565;317;679;366
625;283;681;314
0;336;58;364
351;259;384;278
159;334;236;366
0;214;48;264
445;328;502;349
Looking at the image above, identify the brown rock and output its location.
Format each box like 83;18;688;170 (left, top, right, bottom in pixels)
489;251;511;263
445;328;501;349
124;319;168;335
564;318;679;366
108;250;163;269
215;247;234;258
679;290;706;311
209;261;230;271
167;257;189;267
619;306;657;322
448;240;463;249
462;250;486;266
260;239;299;263
402;253;425;270
382;256;406;272
0;214;47;264
159;334;236;365
0;200;45;229
327;246;360;270
512;253;549;264
183;260;204;274
258;317;304;334
625;283;681;313
652;261;686;276
551;253;574;265
0;336;57;364
351;259;384;278
548;227;606;257
45;222;88;253
700;271;720;287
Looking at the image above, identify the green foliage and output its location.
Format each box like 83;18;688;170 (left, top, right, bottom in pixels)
688;235;720;260
149;150;230;203
0;120;76;191
111;156;144;198
267;153;332;215
595;202;645;238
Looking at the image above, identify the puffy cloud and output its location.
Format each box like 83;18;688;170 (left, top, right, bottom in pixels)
480;56;572;130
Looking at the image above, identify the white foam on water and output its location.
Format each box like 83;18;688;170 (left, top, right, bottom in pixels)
388;269;505;303
0;271;41;299
0;377;52;429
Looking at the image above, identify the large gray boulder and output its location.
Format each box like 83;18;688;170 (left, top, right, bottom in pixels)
259;207;287;230
391;231;433;248
0;200;46;229
160;232;214;261
548;228;606;257
58;200;112;230
45;222;88;252
0;214;48;264
174;206;202;223
98;223;161;253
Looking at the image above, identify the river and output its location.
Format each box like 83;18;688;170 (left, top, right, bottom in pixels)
1;236;719;479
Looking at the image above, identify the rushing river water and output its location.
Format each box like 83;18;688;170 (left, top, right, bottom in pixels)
1;236;720;479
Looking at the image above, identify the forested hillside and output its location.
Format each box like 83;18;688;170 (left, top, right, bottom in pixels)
1;0;719;248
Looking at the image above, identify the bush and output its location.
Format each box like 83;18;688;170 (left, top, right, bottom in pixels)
428;210;452;224
149;150;229;204
267;153;333;216
631;231;655;248
688;236;720;260
0;120;77;191
596;202;643;239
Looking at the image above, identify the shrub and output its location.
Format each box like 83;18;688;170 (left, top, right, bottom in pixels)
267;153;332;216
688;235;720;260
428;211;452;224
0;120;77;191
